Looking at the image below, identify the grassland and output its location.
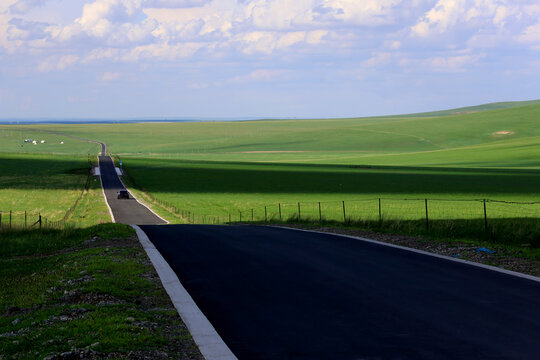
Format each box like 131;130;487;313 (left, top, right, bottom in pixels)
26;102;539;222
2;101;539;242
0;128;109;228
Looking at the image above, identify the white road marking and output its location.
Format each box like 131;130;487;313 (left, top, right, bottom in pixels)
98;156;115;223
132;225;237;360
272;226;540;283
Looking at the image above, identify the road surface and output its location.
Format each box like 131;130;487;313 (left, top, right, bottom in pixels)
99;153;166;225
140;224;540;360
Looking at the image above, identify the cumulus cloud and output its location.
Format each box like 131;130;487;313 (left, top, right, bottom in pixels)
7;18;49;40
8;0;44;14
1;0;540;74
230;69;288;83
426;53;483;72
38;55;79;72
101;71;121;81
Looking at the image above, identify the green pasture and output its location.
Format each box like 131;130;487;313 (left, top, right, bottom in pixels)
23;101;540;166
0;127;99;155
1;100;539;233
0;152;110;230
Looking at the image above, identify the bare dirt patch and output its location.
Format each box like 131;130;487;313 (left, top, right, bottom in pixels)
492;130;515;136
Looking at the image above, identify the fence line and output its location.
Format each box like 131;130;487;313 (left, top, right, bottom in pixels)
0;156;95;231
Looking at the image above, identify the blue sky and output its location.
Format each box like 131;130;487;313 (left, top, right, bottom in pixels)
1;0;540;119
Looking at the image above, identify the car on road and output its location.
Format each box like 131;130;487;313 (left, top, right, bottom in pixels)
117;190;130;199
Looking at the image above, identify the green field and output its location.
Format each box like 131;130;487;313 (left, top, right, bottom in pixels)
0;129;108;228
1;100;539;240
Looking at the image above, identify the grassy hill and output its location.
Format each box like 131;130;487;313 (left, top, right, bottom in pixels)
1;100;538;230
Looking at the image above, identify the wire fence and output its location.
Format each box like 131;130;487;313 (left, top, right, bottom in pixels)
140;196;540;231
0;156;94;231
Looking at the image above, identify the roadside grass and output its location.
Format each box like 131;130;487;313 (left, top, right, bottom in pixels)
257;217;540;255
0;224;132;258
0;224;202;359
68;175;112;227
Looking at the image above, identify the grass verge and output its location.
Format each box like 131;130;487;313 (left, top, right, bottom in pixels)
0;224;203;359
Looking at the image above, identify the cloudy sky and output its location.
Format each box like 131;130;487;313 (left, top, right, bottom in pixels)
1;0;540;119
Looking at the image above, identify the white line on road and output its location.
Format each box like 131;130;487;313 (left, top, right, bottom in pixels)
132;225;238;360
272;226;540;283
98;156;116;223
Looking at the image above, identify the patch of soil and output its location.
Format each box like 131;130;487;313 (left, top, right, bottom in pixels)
492;130;515;136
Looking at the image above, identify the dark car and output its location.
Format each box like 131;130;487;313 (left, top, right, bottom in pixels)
117;190;130;199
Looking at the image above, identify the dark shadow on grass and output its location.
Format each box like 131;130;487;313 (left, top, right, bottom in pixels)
0;223;133;258
120;158;540;196
1;155;540;196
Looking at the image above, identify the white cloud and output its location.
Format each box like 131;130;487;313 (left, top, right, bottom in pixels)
8;0;44;14
230;69;288;83
518;22;540;44
101;71;121;81
38;54;79;72
426;53;483;72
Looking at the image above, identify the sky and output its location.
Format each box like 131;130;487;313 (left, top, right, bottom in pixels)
0;0;540;119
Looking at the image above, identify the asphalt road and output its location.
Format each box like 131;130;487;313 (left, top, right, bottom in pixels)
140;224;540;360
99;149;165;225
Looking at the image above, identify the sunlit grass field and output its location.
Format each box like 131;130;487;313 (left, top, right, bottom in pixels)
0;130;108;227
1;101;539;233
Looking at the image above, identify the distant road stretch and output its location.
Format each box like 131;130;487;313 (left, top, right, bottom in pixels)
141;224;540;360
99;155;165;224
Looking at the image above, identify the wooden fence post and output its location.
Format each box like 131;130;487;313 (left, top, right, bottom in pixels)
425;199;429;230
342;201;346;222
278;203;282;221
378;198;382;222
39;213;42;229
483;199;488;231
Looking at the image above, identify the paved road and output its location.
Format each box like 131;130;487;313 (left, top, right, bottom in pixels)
140;224;540;360
99;155;166;224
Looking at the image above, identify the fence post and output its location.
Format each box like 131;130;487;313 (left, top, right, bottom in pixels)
342;201;346;223
483;199;488;232
378;198;382;222
39;213;42;229
265;206;267;222
278;203;282;221
425;199;429;230
318;202;322;224
297;202;301;221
